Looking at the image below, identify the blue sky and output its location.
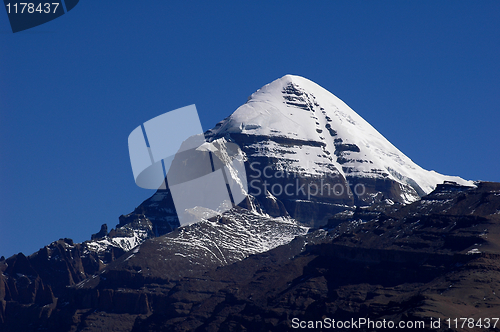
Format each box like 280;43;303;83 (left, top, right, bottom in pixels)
1;1;499;258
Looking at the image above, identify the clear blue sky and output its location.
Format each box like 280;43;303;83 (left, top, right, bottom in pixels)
1;1;499;258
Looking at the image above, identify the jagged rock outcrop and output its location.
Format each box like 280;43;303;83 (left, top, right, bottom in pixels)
0;237;126;332
91;224;108;240
117;189;179;237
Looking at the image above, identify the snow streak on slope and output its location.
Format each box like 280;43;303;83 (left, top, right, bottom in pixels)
131;208;308;271
208;75;473;202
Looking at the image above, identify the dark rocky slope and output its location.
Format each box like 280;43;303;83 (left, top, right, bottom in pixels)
2;181;499;331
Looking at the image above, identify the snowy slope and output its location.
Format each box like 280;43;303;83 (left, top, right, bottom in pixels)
92;208;309;280
207;74;473;203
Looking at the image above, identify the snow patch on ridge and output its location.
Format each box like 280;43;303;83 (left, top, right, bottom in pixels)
84;229;149;254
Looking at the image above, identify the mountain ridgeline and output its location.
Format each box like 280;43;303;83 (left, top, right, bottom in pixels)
1;75;498;332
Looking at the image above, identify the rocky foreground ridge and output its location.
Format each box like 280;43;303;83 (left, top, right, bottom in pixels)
2;182;500;331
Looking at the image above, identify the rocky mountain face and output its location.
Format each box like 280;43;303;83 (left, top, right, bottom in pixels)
1;75;497;332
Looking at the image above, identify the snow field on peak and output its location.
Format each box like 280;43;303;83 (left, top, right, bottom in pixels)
210;75;473;198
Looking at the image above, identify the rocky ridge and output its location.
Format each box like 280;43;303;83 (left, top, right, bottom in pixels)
2;181;498;331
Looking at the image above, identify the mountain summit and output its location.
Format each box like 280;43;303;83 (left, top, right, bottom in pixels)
204;75;472;225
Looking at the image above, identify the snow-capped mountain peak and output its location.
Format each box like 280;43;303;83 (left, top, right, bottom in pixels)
208;74;472;205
